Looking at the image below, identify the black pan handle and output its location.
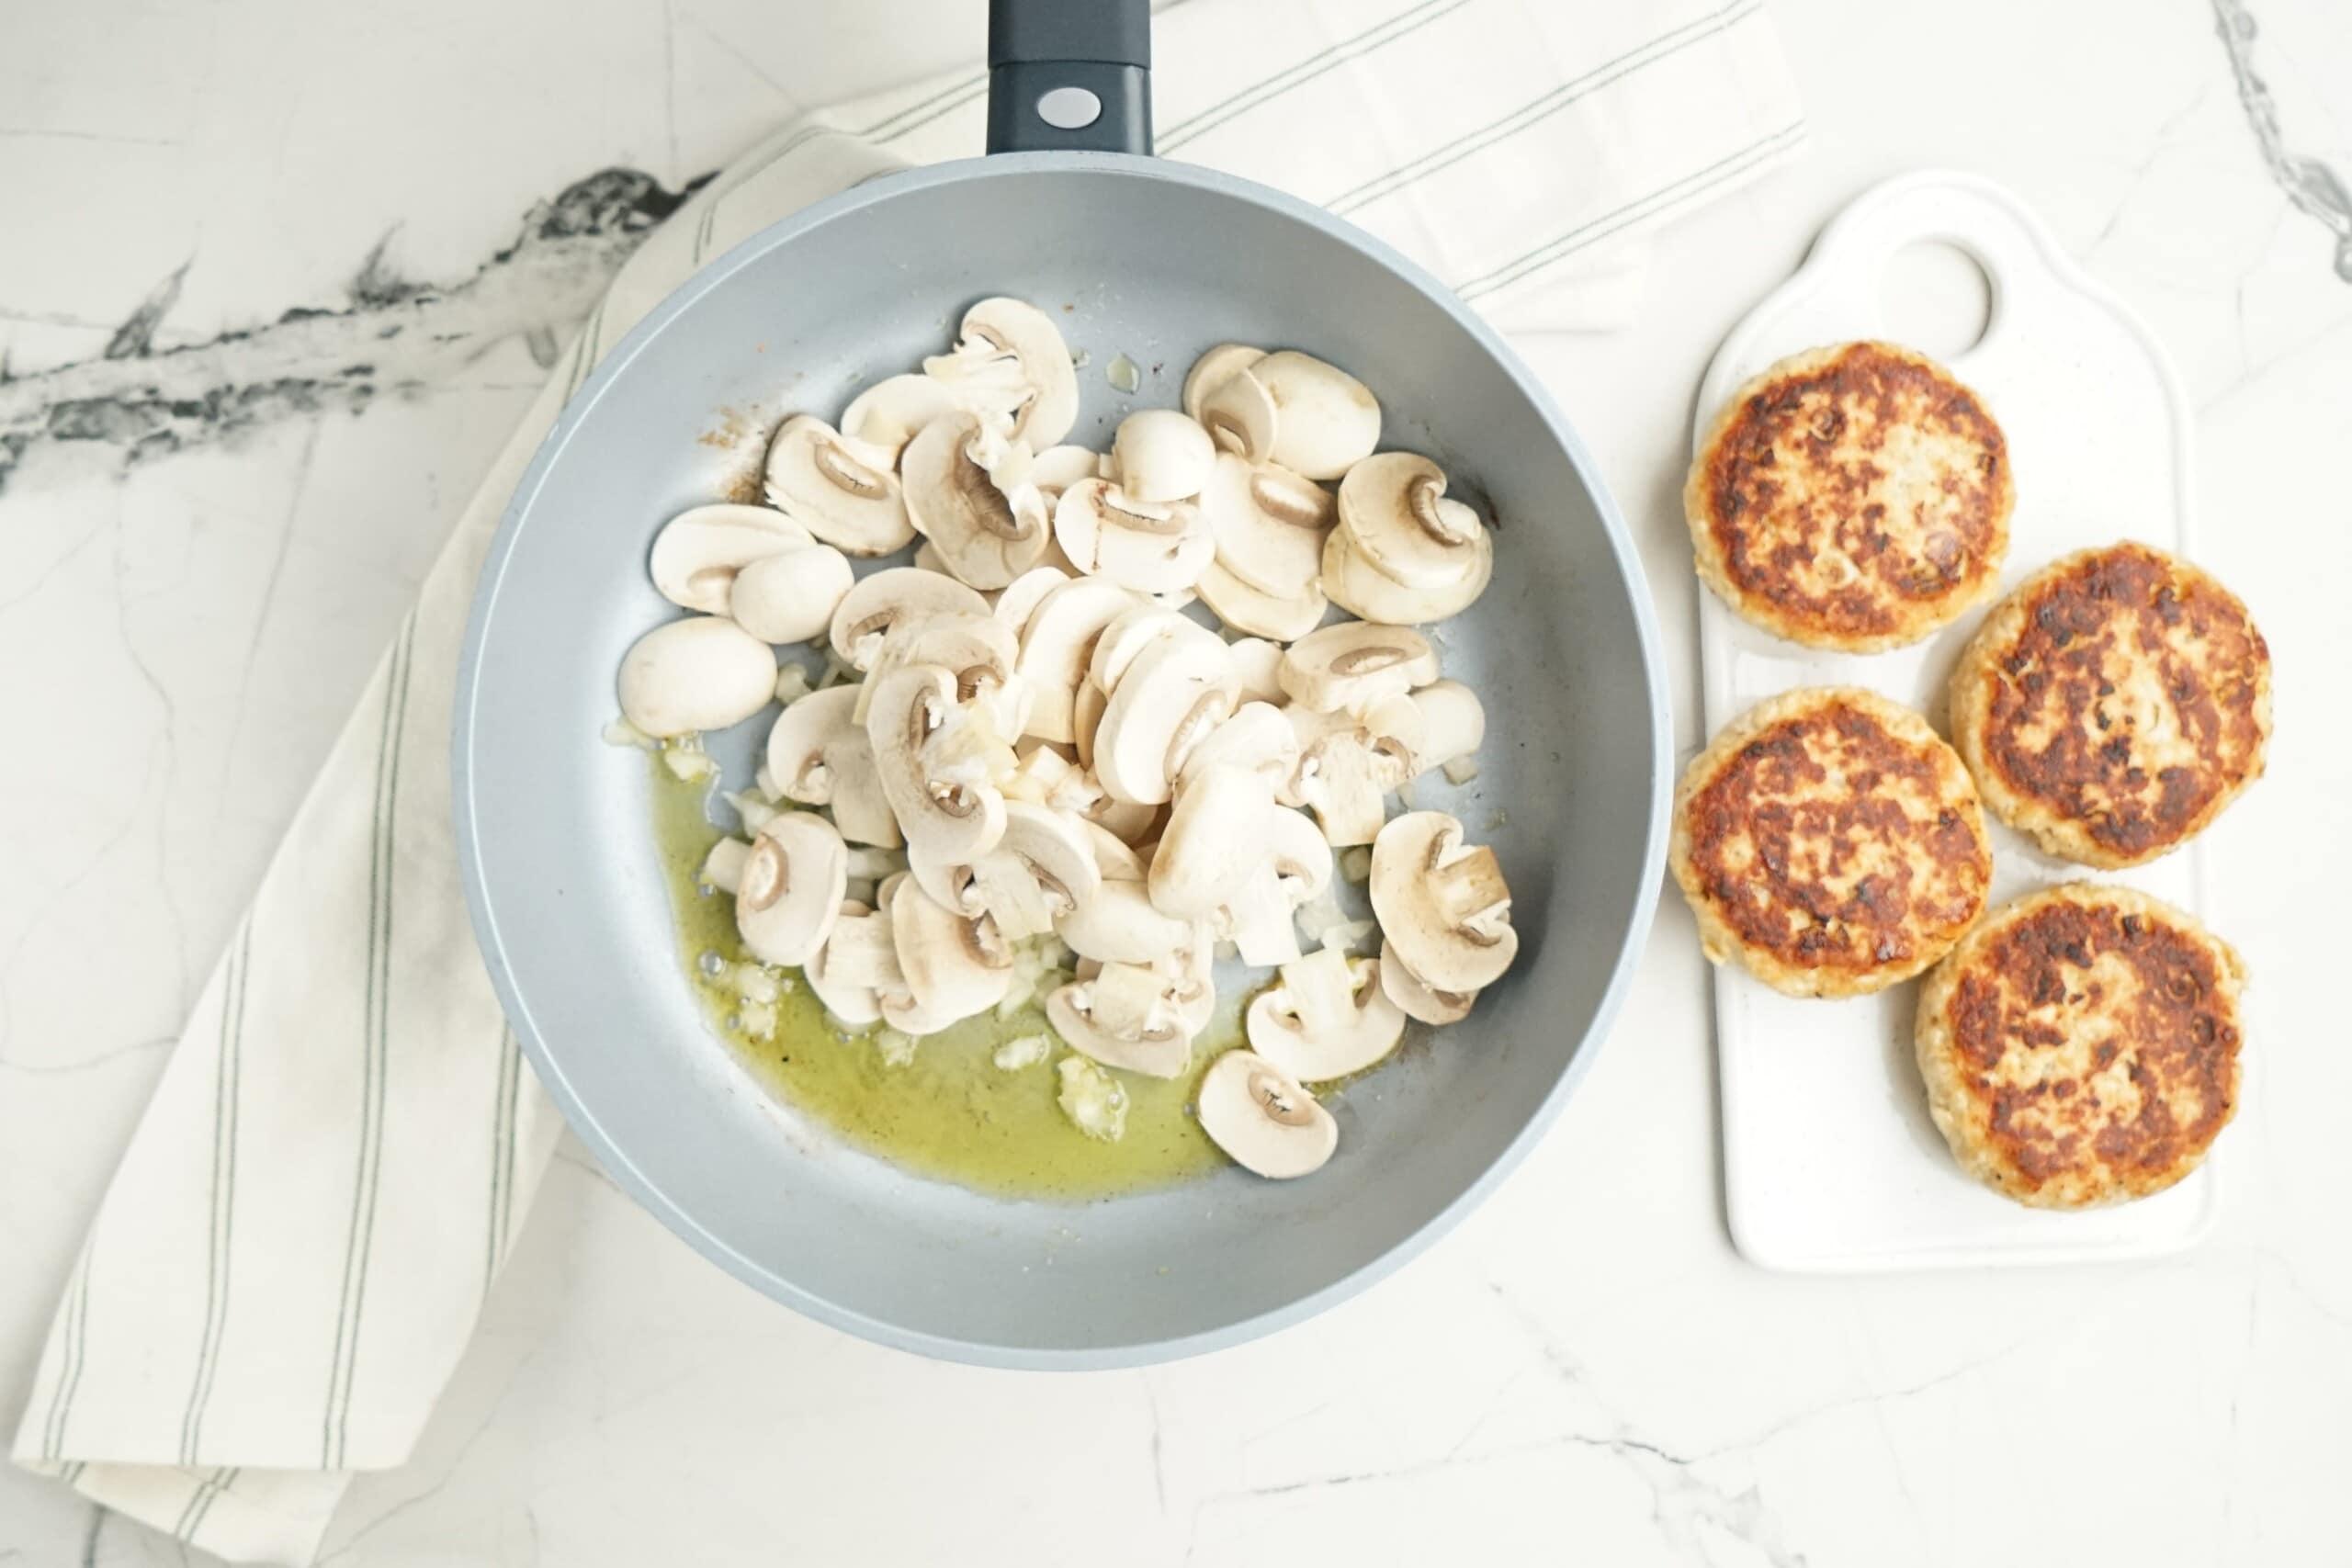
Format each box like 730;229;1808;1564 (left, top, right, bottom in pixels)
987;0;1152;155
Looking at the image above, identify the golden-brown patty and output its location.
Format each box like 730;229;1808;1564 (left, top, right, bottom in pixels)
1686;341;2013;651
1915;883;2244;1208
1949;542;2272;869
1671;687;1993;998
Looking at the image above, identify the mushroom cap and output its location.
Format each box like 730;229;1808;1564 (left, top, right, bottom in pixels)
864;663;1008;863
1176;701;1300;790
1197;367;1279;464
1407;680;1486;774
1200;454;1334;597
1086;605;1205;694
1046;979;1192;1079
1250;352;1382;481
763;415;914;556
806;899;897;1026
1148;763;1273;918
993;566;1071;638
1225;637;1287;705
1112;409;1217;504
1182;342;1266;422
998;799;1102;916
1377;936;1475;1025
617;615;778;738
881;870;1015;1034
1028;444;1104;497
734;811;849;967
901;412;1053;591
839;373;962;463
829;567;991;670
1196;1050;1338;1179
1320;521;1492;625
1336;452;1488;590
1279;621;1440;713
1194;558;1329;644
952;296;1080;449
1246;948;1408;1081
1053;479;1216;595
729;543;854;645
1368;810;1518;994
1014;577;1144;744
1055;876;1194;964
1092;630;1238;806
650;503;813;615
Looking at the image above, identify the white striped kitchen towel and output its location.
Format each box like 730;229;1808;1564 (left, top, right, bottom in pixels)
12;0;1803;1561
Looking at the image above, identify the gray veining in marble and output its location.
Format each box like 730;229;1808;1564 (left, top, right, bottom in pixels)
2213;0;2352;280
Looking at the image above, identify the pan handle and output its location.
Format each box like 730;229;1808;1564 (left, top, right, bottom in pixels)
986;0;1152;155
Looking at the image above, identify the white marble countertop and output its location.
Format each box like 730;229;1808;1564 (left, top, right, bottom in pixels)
6;0;2349;1562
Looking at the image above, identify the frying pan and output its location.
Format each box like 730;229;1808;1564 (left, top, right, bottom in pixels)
454;0;1671;1369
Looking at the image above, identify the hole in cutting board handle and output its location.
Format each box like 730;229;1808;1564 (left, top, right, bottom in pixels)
1879;241;1994;360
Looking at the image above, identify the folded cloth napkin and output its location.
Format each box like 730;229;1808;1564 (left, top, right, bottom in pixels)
12;1;1803;1560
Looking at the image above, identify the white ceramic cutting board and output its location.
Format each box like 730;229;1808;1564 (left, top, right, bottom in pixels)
1692;170;2221;1272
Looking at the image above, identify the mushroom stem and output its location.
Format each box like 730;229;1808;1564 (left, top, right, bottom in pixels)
1407;473;1476;545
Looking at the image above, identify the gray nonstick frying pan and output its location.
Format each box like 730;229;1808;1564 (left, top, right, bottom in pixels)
454;0;1672;1368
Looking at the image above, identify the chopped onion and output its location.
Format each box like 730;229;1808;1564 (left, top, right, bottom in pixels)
1442;757;1480;785
602;716;659;751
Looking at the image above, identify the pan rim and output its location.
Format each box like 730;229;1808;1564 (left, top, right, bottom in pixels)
453;151;1674;1369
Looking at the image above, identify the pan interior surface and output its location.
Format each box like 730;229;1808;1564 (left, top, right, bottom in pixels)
461;158;1666;1366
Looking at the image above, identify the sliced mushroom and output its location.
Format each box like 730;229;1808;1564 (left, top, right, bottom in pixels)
922;297;1080;449
1053;479;1216;596
1321;519;1493;625
994;565;1071;637
1084;791;1162;849
852;610;1025;734
1279;621;1439;713
617;615;777;738
1111;409;1216;503
1182;342;1266;422
1086;605;1206;694
1250;352;1382;481
909;799;1101;942
1408;680;1486;777
840;374;962;463
1071;675;1109;770
1378;935;1474;1025
806;898;900;1026
1148;763;1272;919
1336;452;1488;589
763;415;914;556
1194;559;1328;643
649;503;813;615
1197;1050;1337;1179
1015;577;1143;744
1247;947;1407;1081
1200;454;1333;597
829;568;990;671
1216;806;1332;967
865;663;1007;863
1369;811;1518;994
734;811;849;967
1226;637;1287;705
1174;700;1299;791
763;684;899;848
729;543;854;645
901;411;1052;591
698;837;752;895
1029;444;1105;499
1288;692;1426;846
878;870;1014;1034
1197;367;1278;464
1046;967;1192;1078
1055;875;1195;964
1091;629;1238;806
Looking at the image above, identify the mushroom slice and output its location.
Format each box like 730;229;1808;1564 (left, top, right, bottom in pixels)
734;811;849;967
1175;701;1299;792
1055;876;1194;964
1197;1051;1337;1179
878;871;1015;1035
994;566;1071;637
1250;351;1382;481
1111;409;1216;503
1071;676;1109;770
1321;521;1493;625
1015;577;1144;744
923;297;1080;449
865;664;1008;863
854;611;1025;734
1194;559;1328;644
1378;936;1475;1025
1029;444;1104;499
1053;479;1215;596
1408;680;1486;777
762;684;899;848
698;837;752;895
1149;763;1272;919
806;898;899;1026
1200;454;1334;597
1247;948;1408;1082
763;415;914;556
1336;452;1488;589
910;800;1101;942
618;615;778;738
1086;605;1207;695
1279;621;1439;713
1046;969;1192;1079
1368;811;1518;994
901;411;1053;591
1290;693;1426;847
650;503;813;615
839;374;962;464
1197;367;1278;464
729;543;854;645
1226;637;1286;705
1182;342;1267;422
829;568;991;671
1080;820;1148;882
1092;630;1238;807
1214;806;1331;967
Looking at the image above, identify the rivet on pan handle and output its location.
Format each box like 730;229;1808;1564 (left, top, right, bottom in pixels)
986;0;1152;156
